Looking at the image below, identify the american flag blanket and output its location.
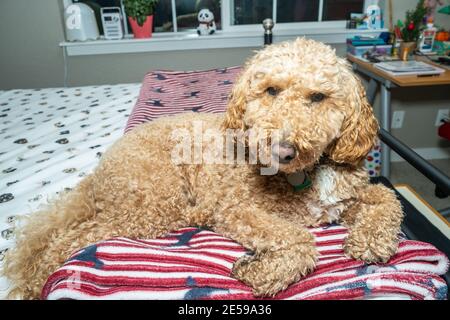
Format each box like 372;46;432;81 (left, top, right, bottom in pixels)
41;226;449;300
125;67;243;134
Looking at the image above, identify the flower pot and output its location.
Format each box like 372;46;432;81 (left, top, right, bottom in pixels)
128;15;153;39
399;41;416;61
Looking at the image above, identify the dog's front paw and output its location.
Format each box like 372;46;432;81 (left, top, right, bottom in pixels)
232;248;316;297
344;227;399;263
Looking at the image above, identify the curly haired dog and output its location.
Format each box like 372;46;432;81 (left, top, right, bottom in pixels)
3;38;403;299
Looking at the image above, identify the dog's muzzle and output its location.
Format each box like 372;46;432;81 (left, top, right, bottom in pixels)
272;141;297;164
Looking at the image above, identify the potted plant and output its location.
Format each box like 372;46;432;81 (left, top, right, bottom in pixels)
397;0;427;60
124;0;159;39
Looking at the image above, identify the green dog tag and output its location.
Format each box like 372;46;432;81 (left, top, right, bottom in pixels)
287;171;312;192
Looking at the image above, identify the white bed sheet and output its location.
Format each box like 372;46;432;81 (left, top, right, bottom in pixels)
0;84;141;298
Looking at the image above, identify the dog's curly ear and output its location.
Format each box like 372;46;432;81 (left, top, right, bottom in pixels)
222;69;250;130
328;73;379;166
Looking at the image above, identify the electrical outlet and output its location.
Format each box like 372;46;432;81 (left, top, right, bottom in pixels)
435;109;449;127
392;111;405;129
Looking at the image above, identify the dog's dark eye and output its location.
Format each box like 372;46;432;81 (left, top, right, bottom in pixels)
266;87;279;96
310;92;326;103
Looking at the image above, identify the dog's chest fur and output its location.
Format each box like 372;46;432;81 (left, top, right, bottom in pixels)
305;166;352;223
183;162;367;226
251;165;363;225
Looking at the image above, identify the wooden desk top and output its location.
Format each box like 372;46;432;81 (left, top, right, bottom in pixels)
347;54;450;87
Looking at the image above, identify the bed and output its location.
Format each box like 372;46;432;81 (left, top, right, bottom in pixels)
0;84;141;298
0;69;448;300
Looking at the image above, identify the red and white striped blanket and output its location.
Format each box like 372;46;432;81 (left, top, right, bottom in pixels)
125;67;242;133
42;226;449;300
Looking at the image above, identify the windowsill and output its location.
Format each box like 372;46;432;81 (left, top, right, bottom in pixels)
60;28;388;56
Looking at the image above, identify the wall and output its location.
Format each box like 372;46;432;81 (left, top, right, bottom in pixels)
0;0;66;89
0;0;349;89
64;47;258;86
0;0;449;151
0;0;260;89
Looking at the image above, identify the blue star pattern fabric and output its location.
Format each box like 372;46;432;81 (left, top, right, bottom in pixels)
69;244;104;269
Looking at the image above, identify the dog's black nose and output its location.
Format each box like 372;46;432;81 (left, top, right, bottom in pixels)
272;142;297;164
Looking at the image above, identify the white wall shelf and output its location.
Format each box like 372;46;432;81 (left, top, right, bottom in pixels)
60;28;388;56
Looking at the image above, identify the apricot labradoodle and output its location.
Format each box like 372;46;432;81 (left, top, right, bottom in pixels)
3;38;403;299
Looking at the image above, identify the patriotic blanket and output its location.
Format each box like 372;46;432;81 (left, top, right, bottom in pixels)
42;226;449;300
125;67;242;133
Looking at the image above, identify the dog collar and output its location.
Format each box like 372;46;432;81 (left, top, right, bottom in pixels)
287;171;312;192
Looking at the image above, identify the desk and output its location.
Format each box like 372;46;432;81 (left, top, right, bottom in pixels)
347;54;450;178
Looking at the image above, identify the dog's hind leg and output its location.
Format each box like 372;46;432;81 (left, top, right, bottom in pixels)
1;175;100;299
2;173;187;300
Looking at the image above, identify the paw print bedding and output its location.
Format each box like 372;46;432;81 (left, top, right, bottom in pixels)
0;84;141;297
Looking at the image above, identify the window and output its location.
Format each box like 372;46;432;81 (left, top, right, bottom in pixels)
232;0;272;25
62;0;383;56
66;0;367;37
152;0;173;32
175;0;221;31
277;0;320;23
71;0;221;35
322;0;365;21
230;0;365;25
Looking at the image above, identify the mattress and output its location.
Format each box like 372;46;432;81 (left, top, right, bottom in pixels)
0;84;141;298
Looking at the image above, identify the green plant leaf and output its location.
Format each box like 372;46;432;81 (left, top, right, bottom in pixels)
124;0;158;25
399;0;427;42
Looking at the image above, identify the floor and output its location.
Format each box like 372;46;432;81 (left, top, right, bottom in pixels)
390;159;450;219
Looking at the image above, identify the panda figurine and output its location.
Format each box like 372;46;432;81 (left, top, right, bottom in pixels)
197;8;216;35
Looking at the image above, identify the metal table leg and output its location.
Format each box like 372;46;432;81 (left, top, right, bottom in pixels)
366;78;378;106
380;83;392;178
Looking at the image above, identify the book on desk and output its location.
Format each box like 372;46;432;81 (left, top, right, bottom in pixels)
348;54;446;77
374;61;446;77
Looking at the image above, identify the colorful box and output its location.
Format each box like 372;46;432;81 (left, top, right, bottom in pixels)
433;41;450;55
347;44;392;57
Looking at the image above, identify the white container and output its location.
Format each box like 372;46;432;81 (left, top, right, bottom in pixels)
101;7;124;40
366;0;382;29
419;23;437;54
64;3;100;42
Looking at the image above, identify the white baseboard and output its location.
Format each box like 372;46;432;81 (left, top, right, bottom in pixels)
391;147;450;162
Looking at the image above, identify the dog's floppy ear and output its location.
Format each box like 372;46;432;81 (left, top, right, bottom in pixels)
222;69;250;130
328;73;379;166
